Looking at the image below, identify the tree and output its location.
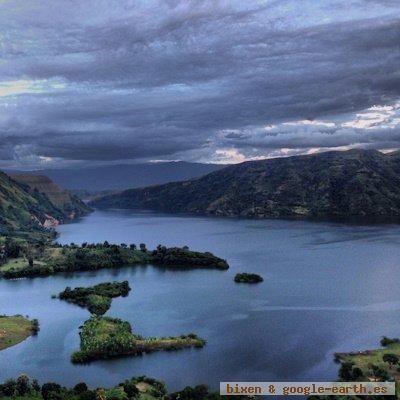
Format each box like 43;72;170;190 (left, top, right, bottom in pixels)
381;336;400;347
16;374;30;396
129;244;136;250
1;379;16;396
139;243;147;252
41;382;62;400
352;367;364;380
74;382;88;394
122;381;139;399
28;257;34;267
383;353;399;366
5;238;21;258
79;390;97;400
370;365;390;381
32;379;41;393
36;240;45;256
338;362;354;381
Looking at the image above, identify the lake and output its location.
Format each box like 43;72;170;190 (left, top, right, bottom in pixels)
1;209;400;391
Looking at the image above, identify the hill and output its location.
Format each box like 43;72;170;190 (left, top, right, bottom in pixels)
91;149;400;219
0;171;91;238
10;174;91;219
9;162;224;192
0;171;64;237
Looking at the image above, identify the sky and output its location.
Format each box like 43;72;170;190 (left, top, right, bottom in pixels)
0;0;399;169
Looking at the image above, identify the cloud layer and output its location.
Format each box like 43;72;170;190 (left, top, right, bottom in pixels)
0;0;399;167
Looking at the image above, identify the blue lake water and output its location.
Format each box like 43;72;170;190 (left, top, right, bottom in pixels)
1;209;400;391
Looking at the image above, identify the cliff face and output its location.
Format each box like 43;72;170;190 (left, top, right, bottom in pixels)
91;149;400;219
10;174;91;220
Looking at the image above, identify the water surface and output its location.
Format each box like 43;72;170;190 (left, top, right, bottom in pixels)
1;210;400;390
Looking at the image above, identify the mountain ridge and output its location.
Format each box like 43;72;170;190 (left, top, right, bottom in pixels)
8;162;225;192
91;149;400;219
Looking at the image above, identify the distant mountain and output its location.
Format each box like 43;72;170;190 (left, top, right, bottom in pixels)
10;174;91;219
91;150;400;219
9;162;224;192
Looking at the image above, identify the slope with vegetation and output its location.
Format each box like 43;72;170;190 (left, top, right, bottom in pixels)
92;149;400;219
0;171;62;239
71;316;205;363
0;171;91;240
10;174;91;219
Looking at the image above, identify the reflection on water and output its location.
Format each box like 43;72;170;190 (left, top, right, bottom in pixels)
1;210;400;391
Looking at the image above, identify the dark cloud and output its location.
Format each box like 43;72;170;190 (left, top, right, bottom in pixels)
0;0;399;166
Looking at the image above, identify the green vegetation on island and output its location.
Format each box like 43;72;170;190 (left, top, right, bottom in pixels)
234;273;263;283
71;316;206;363
0;240;228;279
0;374;252;400
0;315;39;351
58;281;131;315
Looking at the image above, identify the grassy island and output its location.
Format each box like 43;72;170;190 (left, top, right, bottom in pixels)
71;316;205;363
0;240;229;279
58;281;131;315
0;315;39;351
234;272;263;283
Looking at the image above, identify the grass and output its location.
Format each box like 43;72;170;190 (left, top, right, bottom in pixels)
0;316;36;350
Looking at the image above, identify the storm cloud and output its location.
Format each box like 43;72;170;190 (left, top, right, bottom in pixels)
0;0;399;167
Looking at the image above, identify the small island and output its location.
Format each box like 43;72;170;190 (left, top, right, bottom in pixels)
0;239;229;279
58;281;131;315
234;272;263;284
0;315;39;351
71;316;205;363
